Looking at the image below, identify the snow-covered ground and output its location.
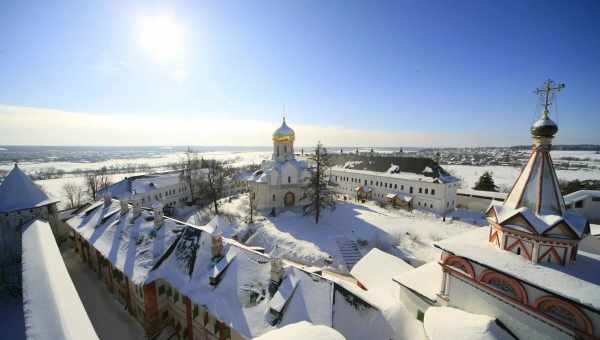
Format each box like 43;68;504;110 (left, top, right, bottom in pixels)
189;195;481;270
446;164;600;192
62;248;145;340
1;150;270;173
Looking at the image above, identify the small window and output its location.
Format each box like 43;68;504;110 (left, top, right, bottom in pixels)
425;188;428;194
516;247;521;255
419;188;422;194
575;200;584;208
288;176;291;184
417;310;424;322
431;189;435;195
370;180;373;185
401;185;404;191
273;194;276;201
410;187;413;194
394;184;397;189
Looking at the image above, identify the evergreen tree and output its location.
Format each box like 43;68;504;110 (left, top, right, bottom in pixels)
303;142;336;224
473;171;498;192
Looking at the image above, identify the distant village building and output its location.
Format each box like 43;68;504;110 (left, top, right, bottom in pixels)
247;118;310;211
329;165;459;215
395;80;600;340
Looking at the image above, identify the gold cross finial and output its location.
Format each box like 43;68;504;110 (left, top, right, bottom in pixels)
282;105;287;123
535;79;565;118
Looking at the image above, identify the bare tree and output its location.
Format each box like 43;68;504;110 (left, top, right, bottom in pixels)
179;147;203;202
303;142;336;224
85;167;112;200
62;182;84;209
199;160;230;215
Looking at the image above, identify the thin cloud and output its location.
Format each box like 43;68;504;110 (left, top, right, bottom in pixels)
0;104;527;147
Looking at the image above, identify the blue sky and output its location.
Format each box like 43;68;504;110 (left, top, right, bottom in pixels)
0;0;599;146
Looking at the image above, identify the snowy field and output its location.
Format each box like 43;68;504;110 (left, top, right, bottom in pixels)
1;150;270;173
190;195;481;271
446;164;600;192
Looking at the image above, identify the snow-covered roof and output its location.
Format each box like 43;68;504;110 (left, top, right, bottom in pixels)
100;172;184;198
424;307;515;340
457;188;507;201
0;164;58;213
254;321;346;340
22;220;98;340
331;166;458;184
66;199;183;284
435;227;600;311
247;159;308;183
394;261;442;302
488;203;588;238
564;190;600;205
350;248;413;308
146;225;337;338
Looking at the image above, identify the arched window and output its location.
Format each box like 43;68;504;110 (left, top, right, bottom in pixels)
479;270;528;304
442;256;476;279
534;296;593;334
272;194;276;201
288;176;291;184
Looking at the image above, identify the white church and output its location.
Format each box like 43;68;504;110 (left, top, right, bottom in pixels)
247;118;311;211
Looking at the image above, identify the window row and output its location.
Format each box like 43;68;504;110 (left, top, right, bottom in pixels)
334;175;436;196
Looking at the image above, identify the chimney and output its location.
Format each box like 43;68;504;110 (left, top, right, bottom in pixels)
270;257;284;284
211;234;223;259
268;257;285;296
152;202;163;227
103;194;112;206
131;200;142;220
120;198;129;214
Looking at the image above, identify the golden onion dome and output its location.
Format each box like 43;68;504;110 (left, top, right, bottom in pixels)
272;118;295;142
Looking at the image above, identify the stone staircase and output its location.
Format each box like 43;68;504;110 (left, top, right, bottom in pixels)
335;238;362;271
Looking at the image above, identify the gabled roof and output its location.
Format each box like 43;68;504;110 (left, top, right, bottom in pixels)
66;199;183;284
488;203;588;238
0;164;58;213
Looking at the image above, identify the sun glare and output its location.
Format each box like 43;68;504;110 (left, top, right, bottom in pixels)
138;14;184;61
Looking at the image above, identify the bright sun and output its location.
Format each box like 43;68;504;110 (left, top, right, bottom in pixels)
138;14;184;61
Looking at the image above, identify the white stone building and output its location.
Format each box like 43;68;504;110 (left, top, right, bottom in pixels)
329;166;459;215
564;190;600;224
247;118;310;211
99;170;205;209
395;83;600;340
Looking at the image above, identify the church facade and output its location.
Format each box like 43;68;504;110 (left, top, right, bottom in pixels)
247;118;310;211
